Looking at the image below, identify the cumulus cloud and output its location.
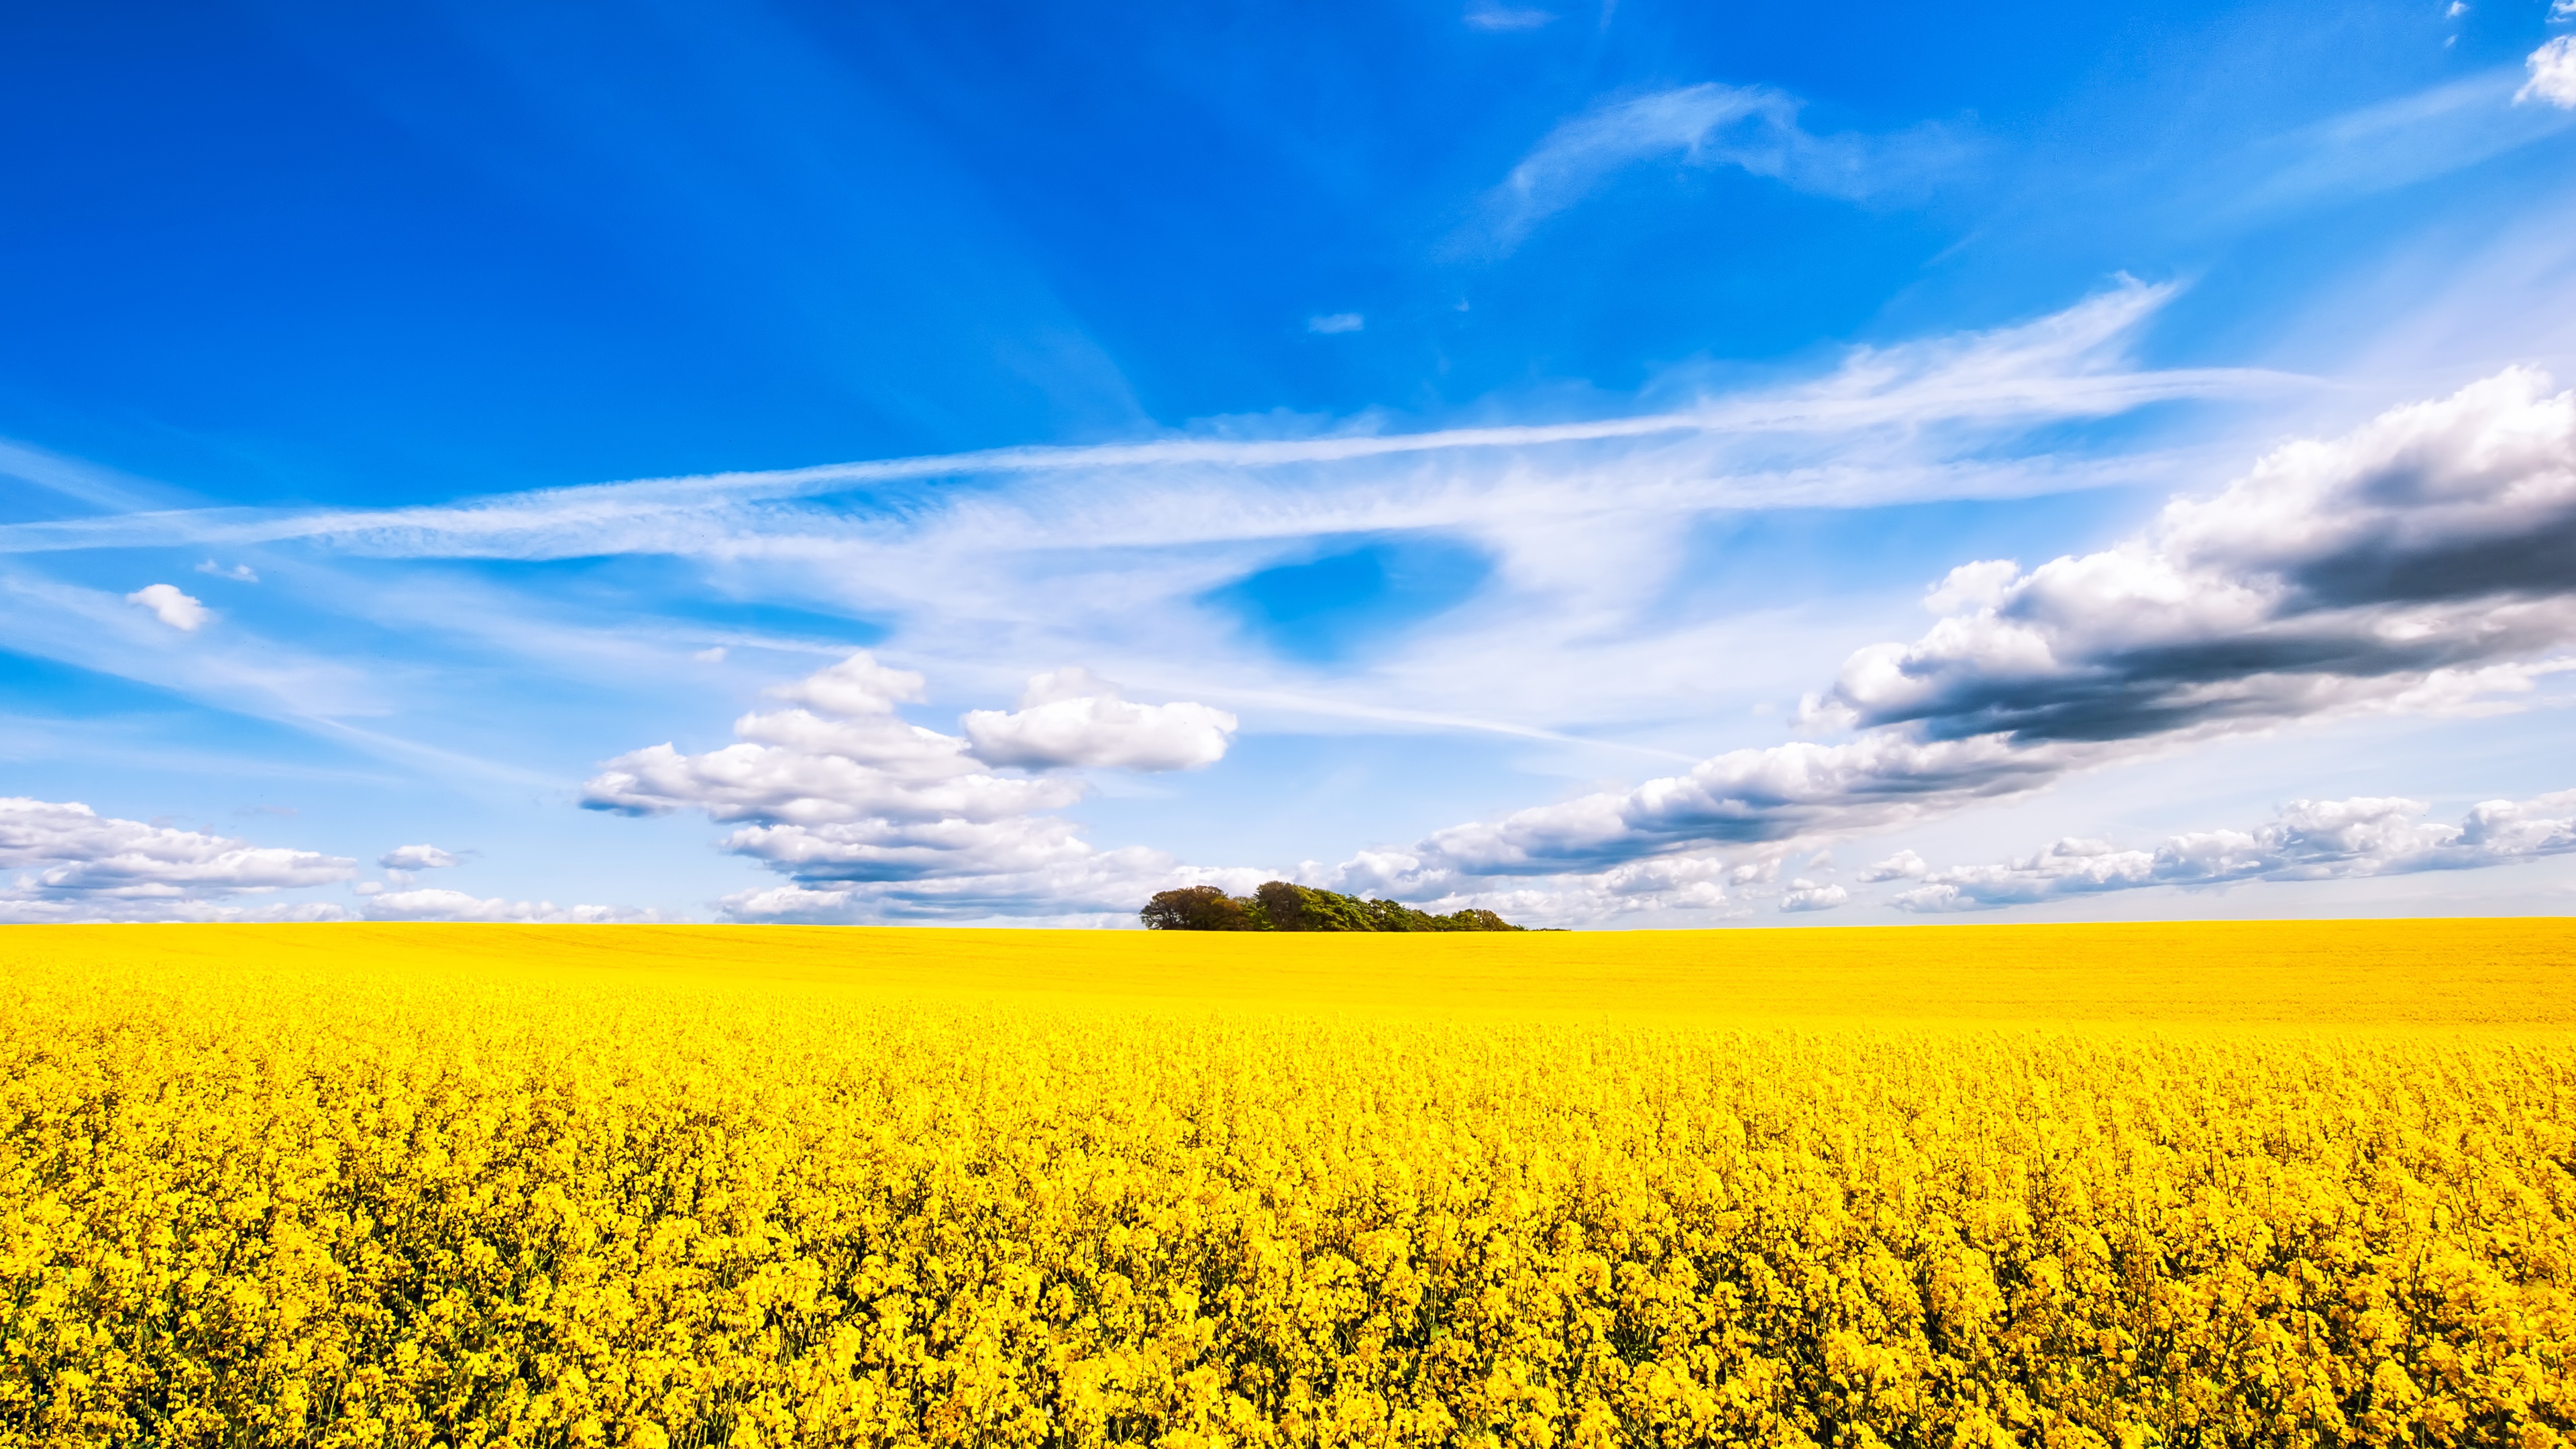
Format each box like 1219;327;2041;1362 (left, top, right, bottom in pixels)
1807;366;2576;744
2521;36;2576;108
1337;850;1754;925
125;583;209;631
960;667;1237;771
0;797;653;924
1778;879;1849;912
1326;368;2576;906
584;653;1074;828
360;887;666;923
1860;849;1929;882
585;652;1256;920
195;559;258;582
0;796;354;920
1889;788;2576;912
1476;83;1962;246
1306;313;1365;334
1332;731;2068;896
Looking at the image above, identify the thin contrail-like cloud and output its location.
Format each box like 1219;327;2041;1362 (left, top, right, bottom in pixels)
0;281;2308;558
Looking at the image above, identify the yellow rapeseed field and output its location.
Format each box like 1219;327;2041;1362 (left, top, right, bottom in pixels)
3;920;2573;1448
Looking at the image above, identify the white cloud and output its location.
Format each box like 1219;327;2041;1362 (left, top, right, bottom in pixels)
125;583;209;631
1324;368;2576;904
714;849;1258;926
3;283;2256;568
0;897;355;925
1474;83;1962;247
360;887;667;923
1860;848;1928;881
1319;853;1748;928
195;559;258;582
1778;879;1848;912
584;653;1086;831
0;796;353;920
1809;366;2576;743
765;650;928;716
961;667;1237;771
585;651;1256;920
1888;788;2576;912
1307;313;1364;334
378;843;458;869
1343;731;2065;894
1464;3;1554;30
2521;36;2576;107
0;283;2263;576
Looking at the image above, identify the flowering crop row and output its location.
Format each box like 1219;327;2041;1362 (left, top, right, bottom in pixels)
1;936;2571;1446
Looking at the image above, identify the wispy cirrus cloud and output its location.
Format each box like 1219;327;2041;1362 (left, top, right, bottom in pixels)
0;280;2272;569
1465;83;1968;251
0;283;2294;751
2212;66;2576;223
1463;5;1554;32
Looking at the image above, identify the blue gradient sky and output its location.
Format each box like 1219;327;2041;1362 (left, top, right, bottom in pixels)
6;0;2575;924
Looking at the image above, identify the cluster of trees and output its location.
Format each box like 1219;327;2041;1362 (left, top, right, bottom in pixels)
1140;881;1526;932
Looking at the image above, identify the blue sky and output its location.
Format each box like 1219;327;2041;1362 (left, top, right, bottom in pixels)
5;0;2576;925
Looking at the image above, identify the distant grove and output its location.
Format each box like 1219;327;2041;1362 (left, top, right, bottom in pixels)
1140;880;1527;932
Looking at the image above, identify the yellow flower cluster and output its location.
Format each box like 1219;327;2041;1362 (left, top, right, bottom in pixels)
1;924;2571;1447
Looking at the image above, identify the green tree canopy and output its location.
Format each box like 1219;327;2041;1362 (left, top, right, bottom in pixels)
1141;881;1526;932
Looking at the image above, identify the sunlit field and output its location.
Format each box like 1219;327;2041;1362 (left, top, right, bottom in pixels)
5;920;2572;1448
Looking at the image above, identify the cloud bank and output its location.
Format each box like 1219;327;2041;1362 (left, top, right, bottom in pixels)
583;653;1254;920
0;797;659;923
1327;367;2576;910
1890;788;2576;912
1811;365;2576;743
357;887;666;923
0;796;352;921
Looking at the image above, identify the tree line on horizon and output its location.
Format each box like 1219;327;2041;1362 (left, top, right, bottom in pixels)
1140;880;1529;932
